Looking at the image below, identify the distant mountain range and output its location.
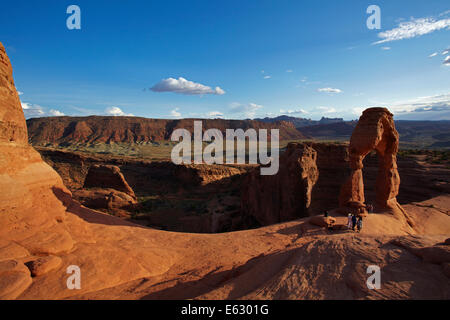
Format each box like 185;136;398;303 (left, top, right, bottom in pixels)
257;116;450;149
26;115;450;149
254;116;345;128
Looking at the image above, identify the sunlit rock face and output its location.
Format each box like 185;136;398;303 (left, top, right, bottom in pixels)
0;42;177;300
339;107;412;224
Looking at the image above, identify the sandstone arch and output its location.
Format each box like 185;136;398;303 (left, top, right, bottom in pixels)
339;108;410;222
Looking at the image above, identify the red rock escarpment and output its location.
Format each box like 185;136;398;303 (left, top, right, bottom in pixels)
26;116;307;145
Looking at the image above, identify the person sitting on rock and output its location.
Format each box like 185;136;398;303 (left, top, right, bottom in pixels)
352;214;357;231
357;216;363;233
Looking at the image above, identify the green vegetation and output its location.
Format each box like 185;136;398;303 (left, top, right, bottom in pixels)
46;142;177;160
398;149;450;166
37;138;449;164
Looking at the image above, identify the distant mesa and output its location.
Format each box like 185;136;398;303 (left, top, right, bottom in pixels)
26;116;308;145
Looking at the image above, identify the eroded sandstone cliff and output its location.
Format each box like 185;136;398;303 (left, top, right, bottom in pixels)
241;143;319;226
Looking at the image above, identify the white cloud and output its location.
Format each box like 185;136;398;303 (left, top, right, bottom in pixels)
317;106;337;114
317;87;342;94
17;91;23;96
229;102;263;119
286;69;293;73
21;102;45;118
207;111;224;118
444;56;450;65
21;101;67;118
170;108;181;118
49;109;65;116
429;52;438;57
390;93;450;120
373;15;450;44
263;75;272;79
381;46;391;50
439;10;450;17
151;77;225;95
21;102;32;110
280;108;309;115
352;107;366;116
105;106;134;116
362;93;450;115
443;49;450;55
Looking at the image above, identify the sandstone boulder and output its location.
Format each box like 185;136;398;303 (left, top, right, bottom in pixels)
73;188;137;211
25;255;62;277
309;216;336;228
241;143;319;226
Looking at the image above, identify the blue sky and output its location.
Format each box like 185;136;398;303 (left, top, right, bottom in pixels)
1;0;449;120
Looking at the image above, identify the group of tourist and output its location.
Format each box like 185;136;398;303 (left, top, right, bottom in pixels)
347;213;363;232
322;207;367;233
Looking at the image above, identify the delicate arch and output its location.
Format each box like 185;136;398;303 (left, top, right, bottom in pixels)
339;108;401;215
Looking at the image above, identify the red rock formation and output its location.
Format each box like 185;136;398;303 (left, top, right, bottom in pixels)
70;164;137;217
25;255;62;277
84;164;136;198
339;108;412;223
308;142;350;212
241;142;319;226
0;42;76;298
73;188;137;217
308;215;336;228
0;44;28;144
